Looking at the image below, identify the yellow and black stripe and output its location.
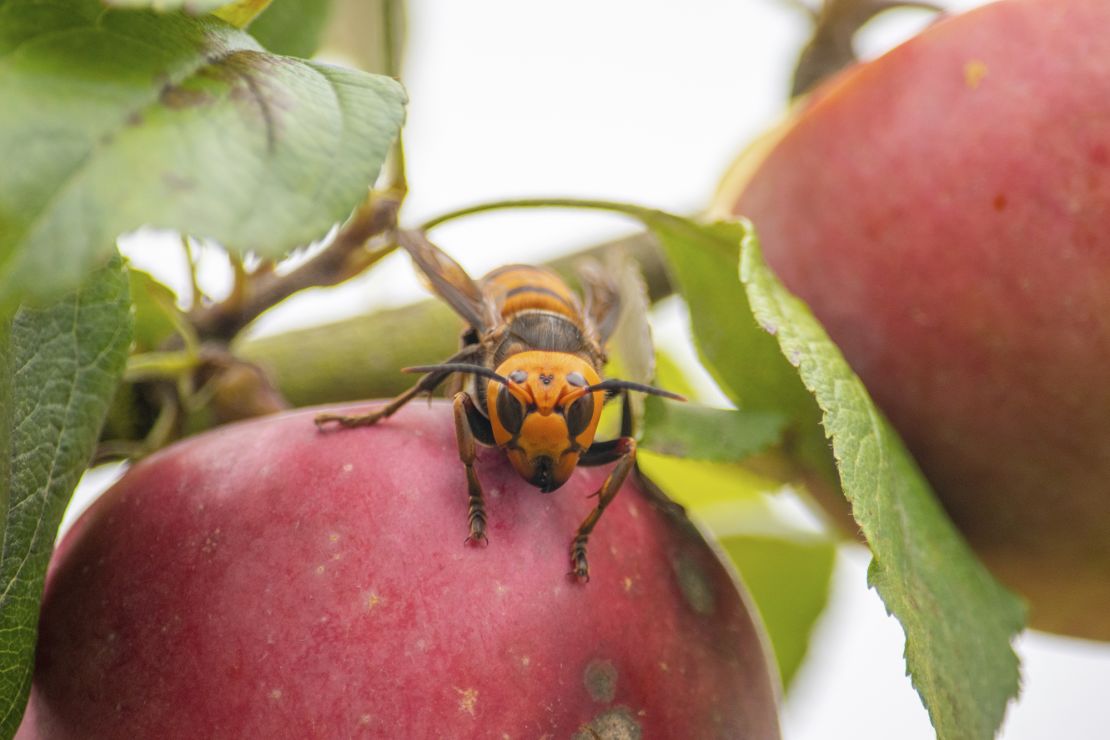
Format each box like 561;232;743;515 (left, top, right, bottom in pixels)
481;265;582;323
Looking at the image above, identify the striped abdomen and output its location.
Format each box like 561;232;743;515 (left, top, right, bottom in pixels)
481;265;582;323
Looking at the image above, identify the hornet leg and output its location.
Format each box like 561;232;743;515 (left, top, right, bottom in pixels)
582;390;686;516
571;436;637;582
453;391;495;545
314;347;477;429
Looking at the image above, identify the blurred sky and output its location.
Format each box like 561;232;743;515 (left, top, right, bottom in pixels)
110;1;1110;738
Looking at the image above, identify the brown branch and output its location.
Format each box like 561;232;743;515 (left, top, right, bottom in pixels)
189;194;401;342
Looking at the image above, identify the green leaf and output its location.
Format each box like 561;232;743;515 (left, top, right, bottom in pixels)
652;215;1024;739
646;219;837;485
652;350;698;401
249;0;332;58
128;267;182;353
0;256;133;736
720;534;835;688
0;0;406;312
638;450;777;512
640;396;787;462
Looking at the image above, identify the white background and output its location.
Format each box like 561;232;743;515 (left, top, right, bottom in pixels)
108;1;1110;738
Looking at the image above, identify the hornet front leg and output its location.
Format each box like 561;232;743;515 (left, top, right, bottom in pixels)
571;435;637;582
453;391;495;545
314;347;478;429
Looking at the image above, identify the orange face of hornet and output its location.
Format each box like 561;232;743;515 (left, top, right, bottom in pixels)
485;351;605;492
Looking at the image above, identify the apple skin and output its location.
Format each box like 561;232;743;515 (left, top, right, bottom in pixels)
718;0;1110;638
18;403;780;739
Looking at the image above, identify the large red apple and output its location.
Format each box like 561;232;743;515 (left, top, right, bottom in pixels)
17;403;780;738
716;0;1110;638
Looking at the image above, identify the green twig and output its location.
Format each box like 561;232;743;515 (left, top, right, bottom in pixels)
419;197;661;233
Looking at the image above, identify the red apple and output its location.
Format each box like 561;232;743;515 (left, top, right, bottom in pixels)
716;0;1110;638
18;402;780;738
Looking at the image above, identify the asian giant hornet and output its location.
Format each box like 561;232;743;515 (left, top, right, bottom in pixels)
315;231;683;581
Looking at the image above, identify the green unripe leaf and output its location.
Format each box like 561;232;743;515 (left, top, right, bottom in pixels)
0;256;132;735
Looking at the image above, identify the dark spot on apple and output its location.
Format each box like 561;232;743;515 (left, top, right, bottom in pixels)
572;706;642;740
583;659;618;703
672;551;715;616
993;193;1007;211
